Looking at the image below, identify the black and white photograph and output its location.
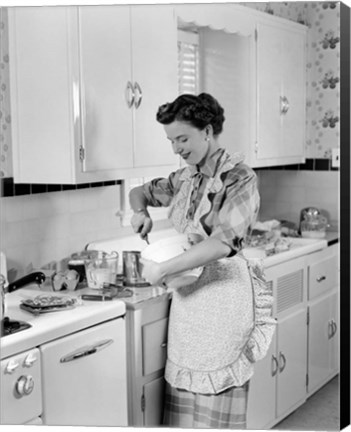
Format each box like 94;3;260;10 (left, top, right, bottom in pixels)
0;0;349;431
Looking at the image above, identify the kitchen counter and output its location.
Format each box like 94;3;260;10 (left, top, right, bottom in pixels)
2;233;338;360
1;287;126;359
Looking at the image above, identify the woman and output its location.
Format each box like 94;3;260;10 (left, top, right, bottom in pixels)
129;93;276;429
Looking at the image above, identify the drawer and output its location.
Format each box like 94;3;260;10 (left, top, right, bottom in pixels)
308;254;338;300
142;317;168;376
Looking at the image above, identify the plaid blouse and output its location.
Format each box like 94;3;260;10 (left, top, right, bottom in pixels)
143;148;260;255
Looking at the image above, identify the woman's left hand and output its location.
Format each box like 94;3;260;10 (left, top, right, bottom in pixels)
140;258;167;287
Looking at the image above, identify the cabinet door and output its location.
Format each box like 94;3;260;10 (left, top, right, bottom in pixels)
280;28;306;159
142;317;168;376
8;7;77;184
308;291;338;394
276;308;307;418
78;5;134;172
256;22;283;160
247;336;277;429
256;22;305;163
131;5;179;168
143;376;166;426
329;291;339;374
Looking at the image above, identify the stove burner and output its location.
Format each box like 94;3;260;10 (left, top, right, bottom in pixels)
1;317;32;337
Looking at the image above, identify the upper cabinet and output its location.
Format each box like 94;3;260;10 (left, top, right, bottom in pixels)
8;5;179;184
175;4;307;168
256;19;306;165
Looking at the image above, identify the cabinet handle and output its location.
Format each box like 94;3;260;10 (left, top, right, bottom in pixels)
328;320;333;339
332;320;337;338
280;96;290;114
60;339;113;363
160;342;167;348
134;82;143;109
316;275;326;283
125;81;135;108
271;355;279;377
278;351;286;373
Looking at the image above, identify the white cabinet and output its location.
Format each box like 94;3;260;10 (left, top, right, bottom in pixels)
247;256;307;429
306;244;339;395
247;242;339;429
176;4;307;168
276;309;307;418
256;20;306;166
8;5;179;184
40;318;128;426
125;296;171;426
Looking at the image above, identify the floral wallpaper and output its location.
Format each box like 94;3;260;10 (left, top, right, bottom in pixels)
0;7;12;178
0;2;341;178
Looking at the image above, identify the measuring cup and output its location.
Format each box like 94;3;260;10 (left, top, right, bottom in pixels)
85;251;119;289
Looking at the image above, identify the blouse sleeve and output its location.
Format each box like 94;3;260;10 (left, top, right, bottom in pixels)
142;170;180;208
210;164;260;255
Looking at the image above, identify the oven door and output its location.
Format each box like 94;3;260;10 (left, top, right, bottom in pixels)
40;317;128;426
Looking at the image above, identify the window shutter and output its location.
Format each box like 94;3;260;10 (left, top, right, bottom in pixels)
178;30;199;95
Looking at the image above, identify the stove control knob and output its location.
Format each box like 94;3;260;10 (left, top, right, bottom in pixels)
16;375;34;396
5;359;20;374
23;352;38;367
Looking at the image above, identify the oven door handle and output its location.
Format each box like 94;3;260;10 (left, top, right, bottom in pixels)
60;339;113;363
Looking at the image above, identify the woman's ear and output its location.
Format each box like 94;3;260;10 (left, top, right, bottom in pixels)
205;124;214;137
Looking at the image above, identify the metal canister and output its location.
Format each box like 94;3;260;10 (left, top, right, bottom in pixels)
123;251;144;286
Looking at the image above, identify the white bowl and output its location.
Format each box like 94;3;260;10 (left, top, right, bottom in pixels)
141;234;203;288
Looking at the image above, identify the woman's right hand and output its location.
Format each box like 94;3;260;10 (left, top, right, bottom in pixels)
131;209;153;241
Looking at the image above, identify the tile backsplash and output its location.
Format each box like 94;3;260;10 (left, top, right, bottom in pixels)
0;169;339;280
257;169;339;229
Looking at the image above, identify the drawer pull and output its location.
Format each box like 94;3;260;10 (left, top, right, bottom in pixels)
160;342;167;348
316;275;326;283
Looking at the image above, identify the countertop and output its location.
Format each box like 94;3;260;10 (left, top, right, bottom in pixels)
1;287;126;359
2;232;339;359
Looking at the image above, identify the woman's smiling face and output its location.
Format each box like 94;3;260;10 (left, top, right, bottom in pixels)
164;121;209;166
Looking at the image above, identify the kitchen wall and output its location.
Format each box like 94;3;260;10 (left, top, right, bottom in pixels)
0;2;340;278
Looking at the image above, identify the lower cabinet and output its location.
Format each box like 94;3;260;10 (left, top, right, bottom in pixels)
247;308;307;429
247;256;307;430
308;291;339;394
276;308;307;418
306;243;339;395
125;296;171;426
143;376;166;426
247;243;339;429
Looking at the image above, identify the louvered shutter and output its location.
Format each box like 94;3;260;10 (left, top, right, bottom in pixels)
178;30;199;95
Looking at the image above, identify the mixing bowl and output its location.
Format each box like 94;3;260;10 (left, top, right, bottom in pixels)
141;234;203;289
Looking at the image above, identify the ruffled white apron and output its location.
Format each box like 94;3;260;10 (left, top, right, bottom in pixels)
164;153;276;394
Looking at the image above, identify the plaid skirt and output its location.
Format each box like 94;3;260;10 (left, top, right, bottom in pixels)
163;381;250;429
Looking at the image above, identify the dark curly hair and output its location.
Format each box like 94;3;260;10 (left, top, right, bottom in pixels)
156;93;225;136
